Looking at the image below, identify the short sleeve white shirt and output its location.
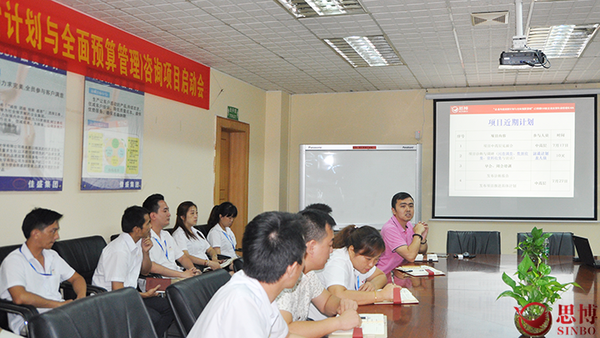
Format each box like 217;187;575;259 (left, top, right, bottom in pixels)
317;248;377;290
172;227;210;261
0;243;75;334
187;271;288;338
92;233;142;291
149;229;184;272
207;224;237;258
276;271;325;321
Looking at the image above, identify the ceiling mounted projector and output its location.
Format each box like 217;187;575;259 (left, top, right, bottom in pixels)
498;0;550;70
499;49;548;70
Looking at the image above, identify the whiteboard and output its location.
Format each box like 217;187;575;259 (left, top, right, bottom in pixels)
299;145;422;229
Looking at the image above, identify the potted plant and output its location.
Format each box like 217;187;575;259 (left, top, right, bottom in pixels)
497;228;579;337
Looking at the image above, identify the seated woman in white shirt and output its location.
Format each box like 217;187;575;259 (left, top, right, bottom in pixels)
172;201;222;271
206;202;239;258
316;225;399;305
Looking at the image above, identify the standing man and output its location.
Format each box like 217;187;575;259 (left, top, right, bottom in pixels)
92;206;174;337
278;208;361;338
142;194;199;278
187;211;307;338
377;192;429;274
0;208;87;335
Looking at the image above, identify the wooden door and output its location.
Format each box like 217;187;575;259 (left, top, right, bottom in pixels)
214;116;249;249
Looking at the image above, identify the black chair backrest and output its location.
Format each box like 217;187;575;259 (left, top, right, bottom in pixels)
447;231;501;255
27;287;157;338
517;232;574;256
0;244;20;265
166;269;230;336
194;224;210;238
0;243;28;331
51;235;107;284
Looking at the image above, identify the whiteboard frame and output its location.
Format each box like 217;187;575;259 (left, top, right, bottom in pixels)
299;144;422;229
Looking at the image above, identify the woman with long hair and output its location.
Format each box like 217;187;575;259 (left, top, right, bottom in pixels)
172;201;221;270
206;202;239;258
316;225;399;305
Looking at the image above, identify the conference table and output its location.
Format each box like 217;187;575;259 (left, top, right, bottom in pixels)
358;255;599;338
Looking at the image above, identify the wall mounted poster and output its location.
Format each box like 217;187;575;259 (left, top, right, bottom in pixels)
0;53;66;191
81;77;143;190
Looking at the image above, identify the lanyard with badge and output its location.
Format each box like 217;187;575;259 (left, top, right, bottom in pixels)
153;237;169;260
19;247;52;276
355;275;362;291
222;230;236;252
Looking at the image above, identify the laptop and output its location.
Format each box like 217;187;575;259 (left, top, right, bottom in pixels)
573;236;600;268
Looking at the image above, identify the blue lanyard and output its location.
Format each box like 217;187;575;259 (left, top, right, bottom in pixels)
19;247;52;276
355;275;360;291
222;230;236;251
153;238;169;260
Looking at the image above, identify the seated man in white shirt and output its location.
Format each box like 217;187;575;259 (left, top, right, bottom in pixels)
187;212;307;338
92;206;174;337
142;194;199;278
0;208;87;335
277;208;361;338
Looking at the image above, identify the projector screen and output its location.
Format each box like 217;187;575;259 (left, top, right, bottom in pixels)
433;95;597;220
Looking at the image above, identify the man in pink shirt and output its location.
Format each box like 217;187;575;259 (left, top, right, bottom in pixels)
377;192;429;274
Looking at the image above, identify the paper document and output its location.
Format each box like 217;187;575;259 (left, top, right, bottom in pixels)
414;253;438;262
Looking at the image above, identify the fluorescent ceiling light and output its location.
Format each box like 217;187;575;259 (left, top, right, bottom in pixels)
527;24;599;58
324;35;403;67
275;0;366;18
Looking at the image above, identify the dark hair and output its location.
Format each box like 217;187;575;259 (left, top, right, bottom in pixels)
206;202;238;231
332;225;385;258
22;208;63;239
174;201;198;240
298;209;334;243
242;211;306;283
304;203;333;214
391;192;413;209
143;193;165;214
122;206;150;233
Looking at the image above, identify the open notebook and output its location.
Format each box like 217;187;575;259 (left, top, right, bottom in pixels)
329;313;387;338
396;265;444;277
374;288;419;304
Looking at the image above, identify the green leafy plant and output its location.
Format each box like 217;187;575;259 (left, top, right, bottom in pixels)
497;227;579;316
516;227;552;264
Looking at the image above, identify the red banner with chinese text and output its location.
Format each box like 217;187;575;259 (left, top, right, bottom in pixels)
0;0;210;109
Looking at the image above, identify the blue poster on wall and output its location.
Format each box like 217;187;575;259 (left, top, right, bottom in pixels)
81;77;144;190
0;53;66;191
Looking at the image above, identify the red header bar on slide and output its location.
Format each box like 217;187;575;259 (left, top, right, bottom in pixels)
450;103;575;115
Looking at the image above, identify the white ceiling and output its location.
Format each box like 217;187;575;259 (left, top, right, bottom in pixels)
56;0;600;94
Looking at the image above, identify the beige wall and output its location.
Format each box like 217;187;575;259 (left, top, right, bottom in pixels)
2;62;597;258
286;85;600;255
0;69;267;245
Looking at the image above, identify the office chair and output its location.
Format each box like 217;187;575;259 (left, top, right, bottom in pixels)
447;231;501;255
27;287;158;338
166;269;230;336
51;235;107;298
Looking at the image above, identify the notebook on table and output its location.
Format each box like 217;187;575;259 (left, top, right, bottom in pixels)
329;313;387;338
573;236;600;268
374;288;419;305
396;265;445;276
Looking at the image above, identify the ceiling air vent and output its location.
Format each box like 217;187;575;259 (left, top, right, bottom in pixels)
471;11;509;26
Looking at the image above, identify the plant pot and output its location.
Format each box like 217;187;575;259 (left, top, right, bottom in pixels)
514;303;553;337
